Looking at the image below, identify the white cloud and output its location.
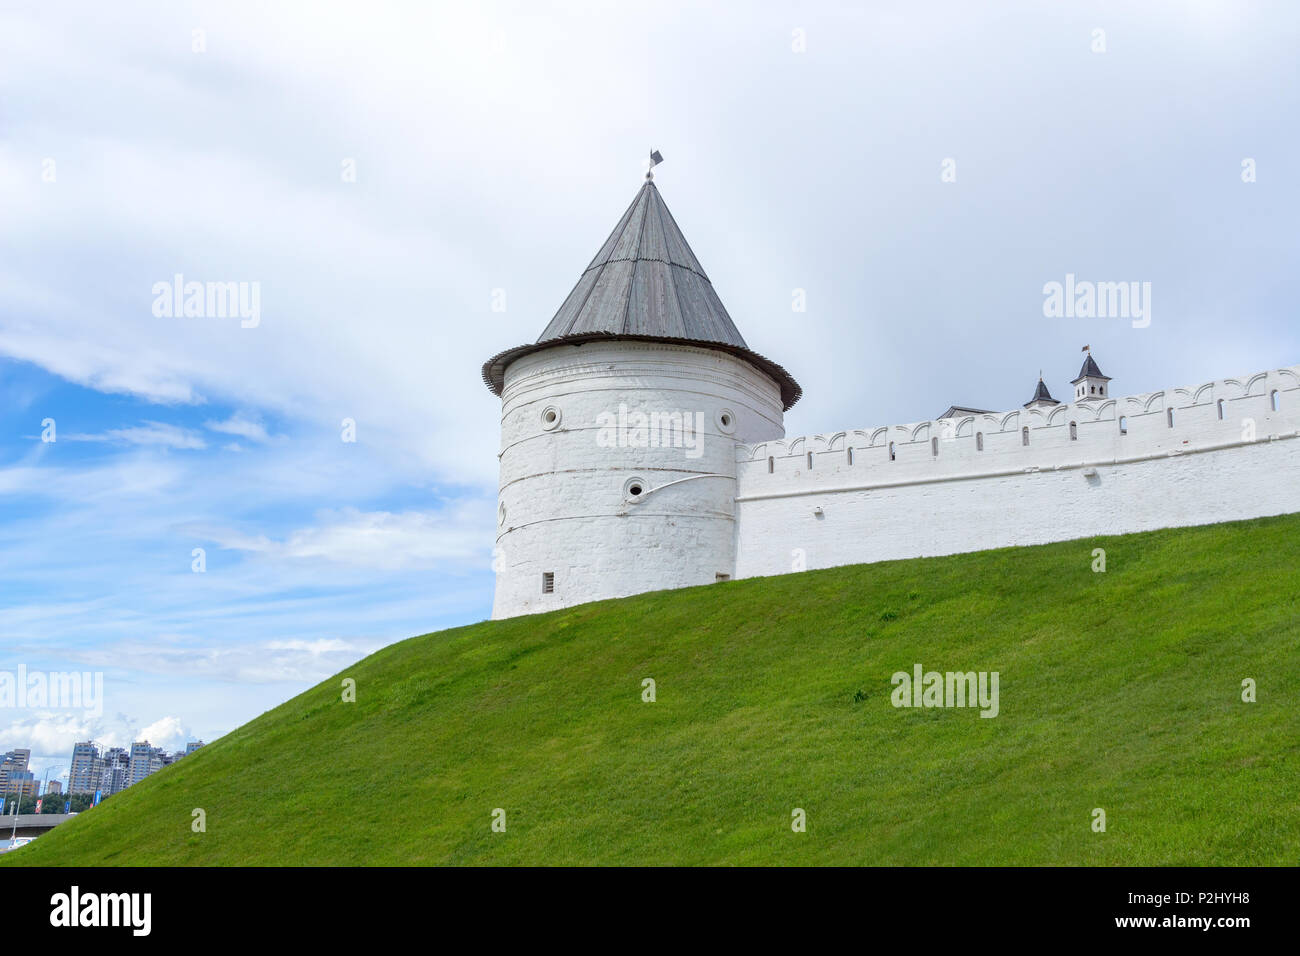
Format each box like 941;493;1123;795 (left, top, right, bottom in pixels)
0;712;96;760
210;506;488;571
137;716;188;752
63;422;207;450
205;413;271;443
25;636;386;687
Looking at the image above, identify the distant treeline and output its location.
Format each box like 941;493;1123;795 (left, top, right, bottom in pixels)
1;792;97;815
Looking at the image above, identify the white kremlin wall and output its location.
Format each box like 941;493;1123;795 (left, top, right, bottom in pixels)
732;365;1300;579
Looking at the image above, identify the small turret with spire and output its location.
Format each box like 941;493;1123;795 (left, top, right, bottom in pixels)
1024;372;1060;410
1072;347;1112;401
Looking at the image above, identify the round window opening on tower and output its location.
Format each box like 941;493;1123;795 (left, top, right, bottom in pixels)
716;408;737;434
623;477;646;501
540;405;562;430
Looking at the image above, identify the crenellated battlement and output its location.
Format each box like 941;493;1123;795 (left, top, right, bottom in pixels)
734;365;1300;500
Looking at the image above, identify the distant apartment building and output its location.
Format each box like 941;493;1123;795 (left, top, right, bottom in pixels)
0;748;30;786
1;749;34;800
101;747;130;796
44;780;62;796
69;741;100;794
128;741;158;786
185;740;205;755
4;770;38;799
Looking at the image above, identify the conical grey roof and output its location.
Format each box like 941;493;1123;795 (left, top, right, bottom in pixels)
1072;353;1110;383
1025;377;1059;407
538;181;746;345
482;180;801;409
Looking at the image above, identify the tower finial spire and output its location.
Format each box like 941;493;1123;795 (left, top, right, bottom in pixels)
646;149;663;181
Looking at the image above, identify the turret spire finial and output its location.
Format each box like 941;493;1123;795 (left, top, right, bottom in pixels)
646;149;663;181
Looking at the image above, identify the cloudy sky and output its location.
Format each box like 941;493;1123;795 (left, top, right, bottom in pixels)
2;0;1297;785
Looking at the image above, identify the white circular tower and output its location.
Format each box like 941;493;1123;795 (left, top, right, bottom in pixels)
482;177;800;618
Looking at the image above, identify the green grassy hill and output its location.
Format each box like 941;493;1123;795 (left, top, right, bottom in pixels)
8;515;1299;866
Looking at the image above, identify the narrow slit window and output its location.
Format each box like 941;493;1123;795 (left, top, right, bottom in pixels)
889;441;896;461
767;456;774;474
1069;421;1078;441
931;437;939;457
1119;416;1128;435
1167;408;1175;428
1217;399;1225;420
976;432;984;452
541;571;554;594
847;447;854;466
807;452;813;470
1022;427;1030;447
1271;390;1280;412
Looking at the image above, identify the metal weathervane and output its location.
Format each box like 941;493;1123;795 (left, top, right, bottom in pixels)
646;149;663;181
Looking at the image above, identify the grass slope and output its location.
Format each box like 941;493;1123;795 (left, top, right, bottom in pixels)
8;515;1299;866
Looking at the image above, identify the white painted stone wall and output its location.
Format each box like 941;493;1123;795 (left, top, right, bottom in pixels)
490;359;1300;617
492;340;784;618
733;365;1300;578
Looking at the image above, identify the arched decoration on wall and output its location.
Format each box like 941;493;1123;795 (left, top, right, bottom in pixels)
955;417;975;438
1090;400;1118;421
1277;367;1300;386
1244;372;1270;396
869;427;889;447
745;439;788;462
999;411;1021;431
1222;378;1249;398
1143;392;1166;413
1046;405;1073;425
910;422;932;441
1192;382;1216;404
826;431;847;452
787;436;806;455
